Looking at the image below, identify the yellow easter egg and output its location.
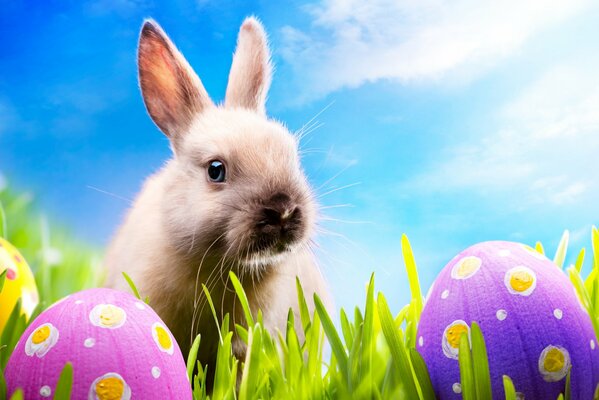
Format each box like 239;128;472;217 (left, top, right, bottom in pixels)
0;237;39;331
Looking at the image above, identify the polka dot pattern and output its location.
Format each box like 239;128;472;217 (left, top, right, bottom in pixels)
39;385;51;397
416;241;599;399
4;288;191;399
452;383;461;394
0;238;39;332
496;309;507;321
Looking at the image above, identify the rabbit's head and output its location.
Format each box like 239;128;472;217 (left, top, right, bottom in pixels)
137;18;315;271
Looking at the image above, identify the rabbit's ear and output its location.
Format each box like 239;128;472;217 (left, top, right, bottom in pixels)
138;20;213;139
225;17;272;115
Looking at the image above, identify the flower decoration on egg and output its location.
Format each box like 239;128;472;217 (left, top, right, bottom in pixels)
538;345;571;382
152;322;174;355
450;256;481;280
89;304;127;329
25;323;59;358
504;266;537;296
442;320;470;360
417;241;599;399
88;372;131;400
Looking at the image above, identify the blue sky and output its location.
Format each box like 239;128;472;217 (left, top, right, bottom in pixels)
2;0;599;312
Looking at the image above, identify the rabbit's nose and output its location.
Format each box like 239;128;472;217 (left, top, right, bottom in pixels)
261;205;300;229
257;192;302;232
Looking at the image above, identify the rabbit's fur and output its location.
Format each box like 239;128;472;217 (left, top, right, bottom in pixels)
104;17;329;374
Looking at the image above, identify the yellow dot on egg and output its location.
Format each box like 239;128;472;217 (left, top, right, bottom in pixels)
95;377;124;400
446;324;469;349
155;325;172;350
505;266;537;296
32;326;51;345
543;347;565;372
510;271;534;292
451;256;481;279
99;305;125;328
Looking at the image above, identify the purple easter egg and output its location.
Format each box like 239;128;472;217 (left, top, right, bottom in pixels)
417;241;599;399
5;288;191;399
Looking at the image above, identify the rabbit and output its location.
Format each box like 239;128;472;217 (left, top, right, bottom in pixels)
103;16;330;381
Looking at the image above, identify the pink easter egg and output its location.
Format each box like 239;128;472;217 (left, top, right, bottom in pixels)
5;288;192;399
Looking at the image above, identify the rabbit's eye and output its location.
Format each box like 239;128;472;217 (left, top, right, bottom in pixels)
207;160;226;183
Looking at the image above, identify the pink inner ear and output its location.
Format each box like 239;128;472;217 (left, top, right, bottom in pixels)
154;46;180;97
138;27;204;139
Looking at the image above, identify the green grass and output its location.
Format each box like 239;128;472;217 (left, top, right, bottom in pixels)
0;181;598;399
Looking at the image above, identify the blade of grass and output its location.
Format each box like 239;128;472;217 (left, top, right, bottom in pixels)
0;201;6;238
503;375;516;400
535;241;545;255
593;226;599;273
564;368;571;400
458;333;475;400
402;235;423;321
593;227;599;312
575;248;585;273
1;299;22;368
229;271;254;326
314;293;349;382
235;324;248;344
408;348;435;400
0;367;6;400
377;293;420;399
53;362;73;400
295;277;311;332
470;322;492;400
8;314;27;359
201;284;223;344
9;388;23;400
186;334;201;383
340;308;354;350
239;325;263;400
553;230;569;269
121;272;142;301
361;274;376;391
212;331;235;400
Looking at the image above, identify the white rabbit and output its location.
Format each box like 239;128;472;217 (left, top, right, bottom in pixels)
104;16;330;379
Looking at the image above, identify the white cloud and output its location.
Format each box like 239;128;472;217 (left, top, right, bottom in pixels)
406;60;599;208
280;0;590;102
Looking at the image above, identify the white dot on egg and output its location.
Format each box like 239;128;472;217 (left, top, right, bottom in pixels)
553;309;563;320
152;366;161;378
75;300;83;305
591;340;596;350
40;385;52;397
498;249;511;257
452;383;462;394
135;302;146;310
84;338;96;348
418;336;424;347
441;290;450;299
496;309;507;321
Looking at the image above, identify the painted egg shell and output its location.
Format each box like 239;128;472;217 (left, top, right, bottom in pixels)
0;237;39;331
5;288;191;399
417;241;599;399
